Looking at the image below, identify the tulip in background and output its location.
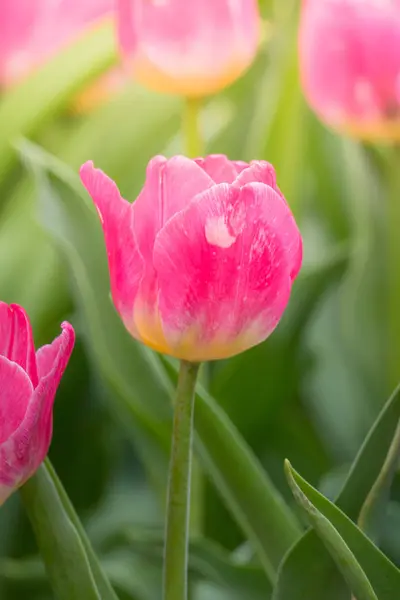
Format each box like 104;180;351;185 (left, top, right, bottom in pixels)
0;0;122;110
0;302;74;505
80;155;302;362
299;0;400;141
116;0;260;97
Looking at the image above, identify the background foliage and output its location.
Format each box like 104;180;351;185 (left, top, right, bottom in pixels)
0;1;399;598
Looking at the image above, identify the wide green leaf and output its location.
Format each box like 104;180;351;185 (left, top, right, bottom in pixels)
284;462;400;600
284;462;378;600
20;460;118;600
274;384;400;599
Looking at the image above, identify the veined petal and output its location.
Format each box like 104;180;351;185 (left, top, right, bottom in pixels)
0;357;33;445
0;323;75;504
133;154;214;260
0;303;38;386
233;160;279;189
80;161;142;329
36;322;75;383
195;155;240;183
153;182;300;361
132;155;214;322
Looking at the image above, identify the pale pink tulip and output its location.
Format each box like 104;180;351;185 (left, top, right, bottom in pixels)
80;155;302;361
0;303;75;505
0;0;121;110
299;0;400;141
116;0;260;96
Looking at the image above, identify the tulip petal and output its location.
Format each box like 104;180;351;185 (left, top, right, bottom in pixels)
0;322;75;503
154;182;300;360
116;0;139;56
80;161;142;329
36;322;75;383
0;303;38;386
132;156;214;314
133;155;214;260
300;0;400;137
195;155;240;183
233;160;279;189
130;0;259;79
0;357;33;445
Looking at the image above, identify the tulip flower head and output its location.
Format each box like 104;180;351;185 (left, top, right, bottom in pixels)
0;0;113;86
0;303;74;505
116;0;260;96
80;155;302;362
0;0;120;110
299;0;400;141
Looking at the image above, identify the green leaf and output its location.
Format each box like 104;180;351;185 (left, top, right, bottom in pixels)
193;382;301;581
284;461;378;600
21;140;301;583
275;384;400;600
19;460;118;600
0;21;116;184
104;528;272;600
276;461;400;600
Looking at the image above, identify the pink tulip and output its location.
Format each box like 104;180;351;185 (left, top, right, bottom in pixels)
116;0;260;96
80;155;302;361
299;0;400;141
0;303;75;505
0;0;120;109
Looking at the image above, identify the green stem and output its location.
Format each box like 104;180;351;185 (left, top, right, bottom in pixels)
183;97;203;158
163;360;200;600
387;145;400;390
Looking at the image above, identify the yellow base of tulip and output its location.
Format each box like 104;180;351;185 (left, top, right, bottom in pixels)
130;53;253;98
337;117;400;143
132;305;261;362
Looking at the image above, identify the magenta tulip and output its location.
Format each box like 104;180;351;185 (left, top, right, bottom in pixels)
116;0;260;96
80;155;302;361
0;303;75;505
299;0;400;141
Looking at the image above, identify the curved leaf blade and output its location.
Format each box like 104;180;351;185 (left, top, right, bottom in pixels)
275;385;400;600
284;462;378;600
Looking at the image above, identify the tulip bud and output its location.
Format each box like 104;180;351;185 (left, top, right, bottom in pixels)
80;155;302;361
116;0;260;97
299;0;400;141
0;303;75;505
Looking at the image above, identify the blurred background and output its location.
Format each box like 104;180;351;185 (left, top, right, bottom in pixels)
0;0;399;598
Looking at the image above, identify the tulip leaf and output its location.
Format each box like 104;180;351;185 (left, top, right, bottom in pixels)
104;528;272;599
20;139;301;583
194;384;301;580
0;20;116;185
20;460;118;600
274;384;400;600
284;462;379;600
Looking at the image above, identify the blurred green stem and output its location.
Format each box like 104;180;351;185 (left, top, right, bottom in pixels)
387;146;400;389
183;97;203;158
163;360;200;600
